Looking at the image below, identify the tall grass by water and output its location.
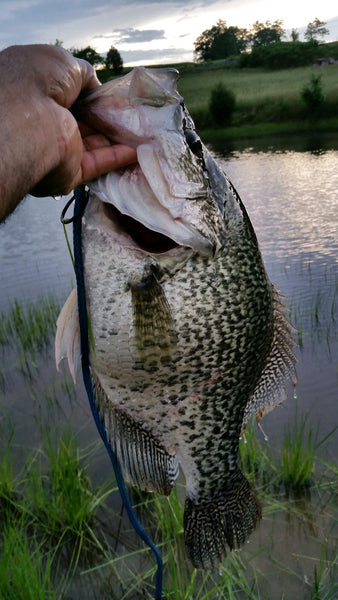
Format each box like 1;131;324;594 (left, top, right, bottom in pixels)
0;295;61;378
0;293;336;599
0;413;336;599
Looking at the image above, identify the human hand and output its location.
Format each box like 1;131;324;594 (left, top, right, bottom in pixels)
0;44;137;221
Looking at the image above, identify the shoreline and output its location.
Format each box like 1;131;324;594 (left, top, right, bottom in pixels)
200;117;338;143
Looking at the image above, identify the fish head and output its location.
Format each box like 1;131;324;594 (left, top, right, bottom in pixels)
76;67;184;144
76;67;236;264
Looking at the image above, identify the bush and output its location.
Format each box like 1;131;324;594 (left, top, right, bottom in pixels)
190;107;213;130
209;82;236;126
301;74;325;118
239;41;318;69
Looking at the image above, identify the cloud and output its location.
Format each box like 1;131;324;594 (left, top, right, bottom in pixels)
0;0;201;49
119;46;191;66
94;28;166;45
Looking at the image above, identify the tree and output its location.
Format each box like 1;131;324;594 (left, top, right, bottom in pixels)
105;46;123;74
290;29;299;42
250;20;285;47
304;18;329;42
194;19;249;62
210;26;248;59
194;19;227;61
71;46;104;67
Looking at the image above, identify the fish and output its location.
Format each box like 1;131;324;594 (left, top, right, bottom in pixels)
55;67;297;569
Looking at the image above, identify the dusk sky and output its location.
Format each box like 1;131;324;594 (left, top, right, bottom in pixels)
1;0;337;66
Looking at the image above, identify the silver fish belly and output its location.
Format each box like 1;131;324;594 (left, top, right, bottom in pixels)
56;67;296;569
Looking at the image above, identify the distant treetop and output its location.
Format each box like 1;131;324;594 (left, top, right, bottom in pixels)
67;44;124;76
70;46;104;67
194;19;249;62
305;18;329;42
193;17;330;63
250;20;286;47
105;46;123;75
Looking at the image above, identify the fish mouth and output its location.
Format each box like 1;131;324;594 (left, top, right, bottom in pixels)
103;202;179;254
89;161;213;256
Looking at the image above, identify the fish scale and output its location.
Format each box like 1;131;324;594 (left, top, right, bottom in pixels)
56;66;297;570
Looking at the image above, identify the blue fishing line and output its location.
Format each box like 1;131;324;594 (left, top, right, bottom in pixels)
71;185;164;600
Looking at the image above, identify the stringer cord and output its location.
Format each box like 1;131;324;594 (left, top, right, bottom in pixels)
71;185;164;600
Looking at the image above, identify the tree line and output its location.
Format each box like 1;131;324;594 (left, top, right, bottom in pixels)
71;45;123;75
54;40;124;75
56;16;330;75
194;17;330;62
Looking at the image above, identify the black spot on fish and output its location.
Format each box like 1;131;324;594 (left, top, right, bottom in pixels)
184;129;203;157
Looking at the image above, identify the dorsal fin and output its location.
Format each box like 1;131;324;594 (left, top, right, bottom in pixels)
242;285;297;430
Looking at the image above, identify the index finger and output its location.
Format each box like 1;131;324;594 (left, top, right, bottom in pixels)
76;57;101;94
79;144;137;185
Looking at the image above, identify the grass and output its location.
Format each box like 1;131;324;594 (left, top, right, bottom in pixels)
201;117;338;142
0;430;17;503
99;61;338;137
289;270;338;351
280;410;336;494
0;427;120;599
239;419;277;490
27;430;100;539
0;295;61;377
0;516;58;600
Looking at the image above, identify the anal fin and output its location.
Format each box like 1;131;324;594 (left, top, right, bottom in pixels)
93;374;179;496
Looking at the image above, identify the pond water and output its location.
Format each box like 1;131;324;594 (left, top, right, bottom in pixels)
0;133;337;598
1;134;336;454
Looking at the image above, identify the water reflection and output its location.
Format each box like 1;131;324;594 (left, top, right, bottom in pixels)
213;146;338;267
0;194;74;312
207;131;338;158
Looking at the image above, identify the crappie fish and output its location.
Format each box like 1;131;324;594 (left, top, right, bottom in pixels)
56;67;297;569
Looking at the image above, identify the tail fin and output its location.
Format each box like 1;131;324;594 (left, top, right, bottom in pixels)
184;469;261;569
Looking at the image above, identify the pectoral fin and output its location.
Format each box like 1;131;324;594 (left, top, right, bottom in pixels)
55;288;80;383
130;266;177;369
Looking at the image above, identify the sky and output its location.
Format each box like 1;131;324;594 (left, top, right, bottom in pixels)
0;0;337;66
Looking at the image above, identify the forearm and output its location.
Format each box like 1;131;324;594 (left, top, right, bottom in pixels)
0;47;60;221
0;98;59;222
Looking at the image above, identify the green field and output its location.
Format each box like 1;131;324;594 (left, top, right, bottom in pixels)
174;63;338;133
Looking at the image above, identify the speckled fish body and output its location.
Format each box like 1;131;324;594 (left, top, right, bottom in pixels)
56;67;296;569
